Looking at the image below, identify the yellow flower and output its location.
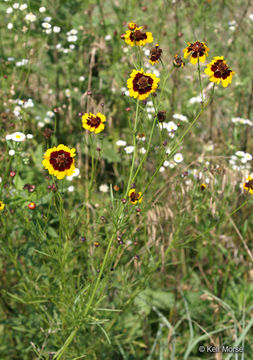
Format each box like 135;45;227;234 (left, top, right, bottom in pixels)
0;201;5;211
204;56;235;87
200;183;207;191
243;176;253;195
82;112;106;134
124;26;153;46
128;189;143;204
127;68;160;100
42;144;76;180
183;41;209;64
128;22;137;30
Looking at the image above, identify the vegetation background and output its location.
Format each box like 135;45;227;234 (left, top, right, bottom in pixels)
0;0;253;359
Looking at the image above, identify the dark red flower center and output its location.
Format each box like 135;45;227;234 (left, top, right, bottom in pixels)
245;180;253;190
188;41;206;58
133;73;153;94
50;150;73;171
86;115;101;128
150;46;162;62
130;191;140;202
211;60;232;79
130;29;147;42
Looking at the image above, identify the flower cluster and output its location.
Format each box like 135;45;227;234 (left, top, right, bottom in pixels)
183;40;235;88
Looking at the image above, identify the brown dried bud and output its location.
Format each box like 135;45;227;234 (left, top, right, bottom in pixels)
157;110;167;123
43;128;53;139
173;54;185;68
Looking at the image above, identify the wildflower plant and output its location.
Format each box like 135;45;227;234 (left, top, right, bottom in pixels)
1;1;253;359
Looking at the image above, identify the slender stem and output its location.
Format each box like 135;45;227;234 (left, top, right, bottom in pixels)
125;99;139;198
197;57;204;107
143;83;215;194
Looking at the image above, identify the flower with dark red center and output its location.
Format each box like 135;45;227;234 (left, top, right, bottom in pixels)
149;44;163;65
42;144;76;180
183;41;209;64
82;112;106;134
204;56;235;87
128;189;143;205
243;176;253;195
124;25;153;46
127;68;160;100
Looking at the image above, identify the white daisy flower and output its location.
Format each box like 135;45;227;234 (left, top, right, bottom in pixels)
249;14;253;21
116;140;126;147
39;6;46;13
65;89;71;97
13;3;19;9
7;23;13;29
11;132;26;142
235;151;245;157
72;168;80;177
53;26;61;33
69;44;75;50
189;95;203;104
68;29;78;35
139;147;146;154
46;111;55;118
6;134;12;140
166;148;171;155
20;4;28;11
174;153;183;163
38;121;45;128
167;121;178;132
244;153;252;161
42;22;51;29
173;113;188;122
68;185;75;192
27;134;33;139
159;166;165;173
9;149;15;156
44;16;52;22
67;35;77;42
25;13;36;22
45;29;52;34
163;160;170;167
99;184;109;193
105;34;112;41
125;146;134;154
6;7;13;14
241;157;247;164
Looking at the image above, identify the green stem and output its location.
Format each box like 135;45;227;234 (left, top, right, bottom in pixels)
197;57;204;107
125;99;139;198
143;83;215;195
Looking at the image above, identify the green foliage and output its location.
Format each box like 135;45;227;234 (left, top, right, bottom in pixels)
0;0;253;359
